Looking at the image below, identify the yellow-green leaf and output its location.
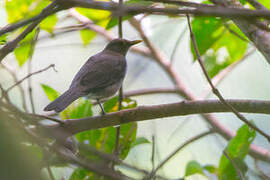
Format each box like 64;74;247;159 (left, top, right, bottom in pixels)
14;28;36;66
40;14;58;33
79;29;96;45
41;84;60;101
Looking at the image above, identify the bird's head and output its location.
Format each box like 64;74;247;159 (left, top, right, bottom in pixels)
104;38;142;55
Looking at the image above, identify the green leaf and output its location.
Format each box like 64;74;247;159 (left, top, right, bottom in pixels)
204;51;230;78
131;137;150;148
75;98;138;160
191;17;223;60
203;164;218;174
218;124;256;180
5;0;33;23
213;24;248;63
79;29;96;45
40;14;58;33
76;7;110;45
106;16;131;29
0;35;7;45
103;96;119;113
191;17;248;77
119;122;137;159
69;168;91;180
260;0;270;8
239;0;246;5
76;7;110;22
14;28;36;66
185;160;205;177
60;98;93;120
41;84;60;101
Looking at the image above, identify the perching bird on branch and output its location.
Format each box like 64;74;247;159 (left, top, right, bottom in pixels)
44;39;142;114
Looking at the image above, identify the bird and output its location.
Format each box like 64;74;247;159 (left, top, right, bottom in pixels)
44;38;142;114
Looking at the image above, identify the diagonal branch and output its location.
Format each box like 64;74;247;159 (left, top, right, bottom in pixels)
187;14;270;142
127;17;270;164
0;1;61;62
149;130;214;178
6;64;56;92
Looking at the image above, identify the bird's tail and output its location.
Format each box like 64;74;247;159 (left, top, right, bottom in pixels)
44;89;81;112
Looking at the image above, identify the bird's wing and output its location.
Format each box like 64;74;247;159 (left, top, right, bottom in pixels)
71;51;126;93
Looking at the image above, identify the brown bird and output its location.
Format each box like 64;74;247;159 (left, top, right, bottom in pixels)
44;39;142;113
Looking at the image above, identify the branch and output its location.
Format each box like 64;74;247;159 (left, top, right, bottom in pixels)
6;64;56;92
66;0;270;19
0;63;28;112
149;130;213;178
201;48;255;98
45;99;270;136
187;14;270;142
0;8;59;37
147;0;215;8
114;0;124;166
128;18;270;163
209;0;270;64
69;8;151;57
246;0;268;10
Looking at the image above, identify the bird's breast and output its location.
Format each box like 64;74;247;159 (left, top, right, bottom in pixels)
86;78;124;99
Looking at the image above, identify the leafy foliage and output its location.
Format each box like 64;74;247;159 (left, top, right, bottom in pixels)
0;35;7;45
5;0;58;66
76;7;111;45
41;83;60;101
106;0;153;29
218;124;256;180
191;17;248;77
14;28;36;66
185;160;205;177
41;85;145;179
183;124;255;179
184;160;217;178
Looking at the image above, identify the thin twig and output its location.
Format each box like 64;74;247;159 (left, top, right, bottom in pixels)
201;48;256;98
170;25;187;65
46;165;55;180
78;143;170;180
29;113;64;124
66;0;270;19
186;14;270;142
146;0;215;8
148;130;213;178
0;84;11;103
246;0;267;10
151;136;155;173
0;5;60;37
6;64;56;92
114;0;124;162
27;27;40;113
254;159;270;180
223;21;249;42
0;63;28;112
223;150;245;180
128;17;270;161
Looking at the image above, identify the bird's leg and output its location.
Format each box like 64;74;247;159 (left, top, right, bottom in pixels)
97;99;106;115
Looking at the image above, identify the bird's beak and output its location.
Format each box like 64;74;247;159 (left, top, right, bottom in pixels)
129;40;142;45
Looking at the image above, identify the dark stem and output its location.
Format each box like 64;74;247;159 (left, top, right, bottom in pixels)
186;14;270;142
114;0;124;163
148;130;213;179
97;99;106;115
223;150;245;180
